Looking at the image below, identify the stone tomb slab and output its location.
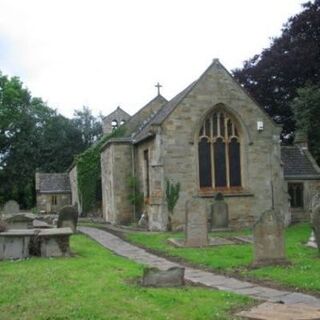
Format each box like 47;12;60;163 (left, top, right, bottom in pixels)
233;235;253;244
0;229;35;260
168;237;235;248
237;302;320;319
38;227;73;257
4;213;36;230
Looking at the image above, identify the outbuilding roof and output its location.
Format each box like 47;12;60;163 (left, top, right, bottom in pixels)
281;146;320;180
35;173;71;193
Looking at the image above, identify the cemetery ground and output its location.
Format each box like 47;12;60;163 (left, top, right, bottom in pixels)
121;223;320;294
0;233;254;320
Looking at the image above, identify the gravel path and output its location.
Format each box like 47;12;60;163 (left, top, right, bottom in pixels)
79;226;320;307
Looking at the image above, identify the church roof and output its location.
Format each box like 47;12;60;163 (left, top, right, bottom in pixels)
281;146;320;179
103;106;130;121
132;59;279;144
35;173;71;194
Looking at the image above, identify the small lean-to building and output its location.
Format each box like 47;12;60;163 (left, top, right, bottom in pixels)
281;132;320;222
100;59;300;230
35;173;71;213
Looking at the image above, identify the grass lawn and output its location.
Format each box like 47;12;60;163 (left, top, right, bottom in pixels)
0;234;253;320
126;223;320;293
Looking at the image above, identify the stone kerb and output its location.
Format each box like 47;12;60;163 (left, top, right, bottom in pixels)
185;198;208;247
253;209;288;267
57;206;78;233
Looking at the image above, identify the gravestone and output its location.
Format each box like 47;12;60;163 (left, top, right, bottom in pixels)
142;267;185;287
253;209;288;267
3;200;20;214
311;204;320;253
185;198;208;247
211;192;229;229
57;206;78;233
307;231;317;249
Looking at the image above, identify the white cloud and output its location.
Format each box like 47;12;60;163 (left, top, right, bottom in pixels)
0;0;305;118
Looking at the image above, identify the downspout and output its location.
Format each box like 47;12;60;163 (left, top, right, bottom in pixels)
131;142;136;222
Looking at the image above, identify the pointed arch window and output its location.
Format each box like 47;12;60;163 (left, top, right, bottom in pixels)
198;111;241;190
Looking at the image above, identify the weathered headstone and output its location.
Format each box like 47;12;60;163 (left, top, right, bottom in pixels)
142;267;185;287
311;204;320;253
185;198;208;247
253;209;288;267
3;200;20;214
211;192;229;229
57;206;78;233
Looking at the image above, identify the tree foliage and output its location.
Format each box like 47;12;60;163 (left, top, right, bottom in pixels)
233;0;320;139
0;72;100;208
291;84;320;162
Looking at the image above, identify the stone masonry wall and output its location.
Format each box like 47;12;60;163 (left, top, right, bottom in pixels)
36;193;71;213
69;165;81;214
101;141;133;224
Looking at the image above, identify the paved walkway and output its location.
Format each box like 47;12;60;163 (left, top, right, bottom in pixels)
78;227;320;307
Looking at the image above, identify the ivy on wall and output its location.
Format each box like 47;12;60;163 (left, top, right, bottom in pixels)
76;127;125;215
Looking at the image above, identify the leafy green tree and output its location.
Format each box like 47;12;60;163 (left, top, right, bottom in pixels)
233;0;320;140
291;84;320;163
72;106;102;149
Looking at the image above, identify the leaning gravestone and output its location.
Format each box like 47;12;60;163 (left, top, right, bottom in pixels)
211;192;229;229
142;267;185;287
311;204;320;254
3;200;20;215
57;206;78;233
185;198;208;247
253;209;288;267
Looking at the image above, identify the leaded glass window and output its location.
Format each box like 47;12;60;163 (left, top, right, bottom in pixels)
198;111;241;189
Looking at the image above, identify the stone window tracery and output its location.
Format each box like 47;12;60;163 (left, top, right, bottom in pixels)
198;111;241;190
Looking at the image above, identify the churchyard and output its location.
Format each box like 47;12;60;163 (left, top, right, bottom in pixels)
0;234;254;320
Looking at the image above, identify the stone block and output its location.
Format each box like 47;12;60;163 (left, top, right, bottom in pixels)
253;209;288;267
0;230;34;260
185;198;208;247
142;267;185;287
38;227;73;257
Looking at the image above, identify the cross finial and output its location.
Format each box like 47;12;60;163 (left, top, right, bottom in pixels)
155;82;162;96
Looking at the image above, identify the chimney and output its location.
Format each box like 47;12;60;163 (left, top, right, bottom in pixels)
294;130;308;150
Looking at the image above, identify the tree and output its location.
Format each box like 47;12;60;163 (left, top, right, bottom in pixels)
0;72;87;208
291;84;320;163
233;0;320;140
72;106;102;149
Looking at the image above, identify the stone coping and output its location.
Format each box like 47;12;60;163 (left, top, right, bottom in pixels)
3;213;37;222
38;227;73;236
0;227;73;236
0;229;36;236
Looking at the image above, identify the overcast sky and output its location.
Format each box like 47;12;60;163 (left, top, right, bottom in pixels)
0;0;306;118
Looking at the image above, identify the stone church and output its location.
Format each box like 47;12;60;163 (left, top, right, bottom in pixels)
99;59;320;230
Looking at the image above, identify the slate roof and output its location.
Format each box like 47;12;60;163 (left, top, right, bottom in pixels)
36;173;71;193
281;146;320;179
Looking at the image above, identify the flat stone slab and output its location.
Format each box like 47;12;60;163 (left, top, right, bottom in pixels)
237;302;320;319
38;227;73;236
168;237;235;247
33;219;53;228
233;235;253;244
0;229;36;236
